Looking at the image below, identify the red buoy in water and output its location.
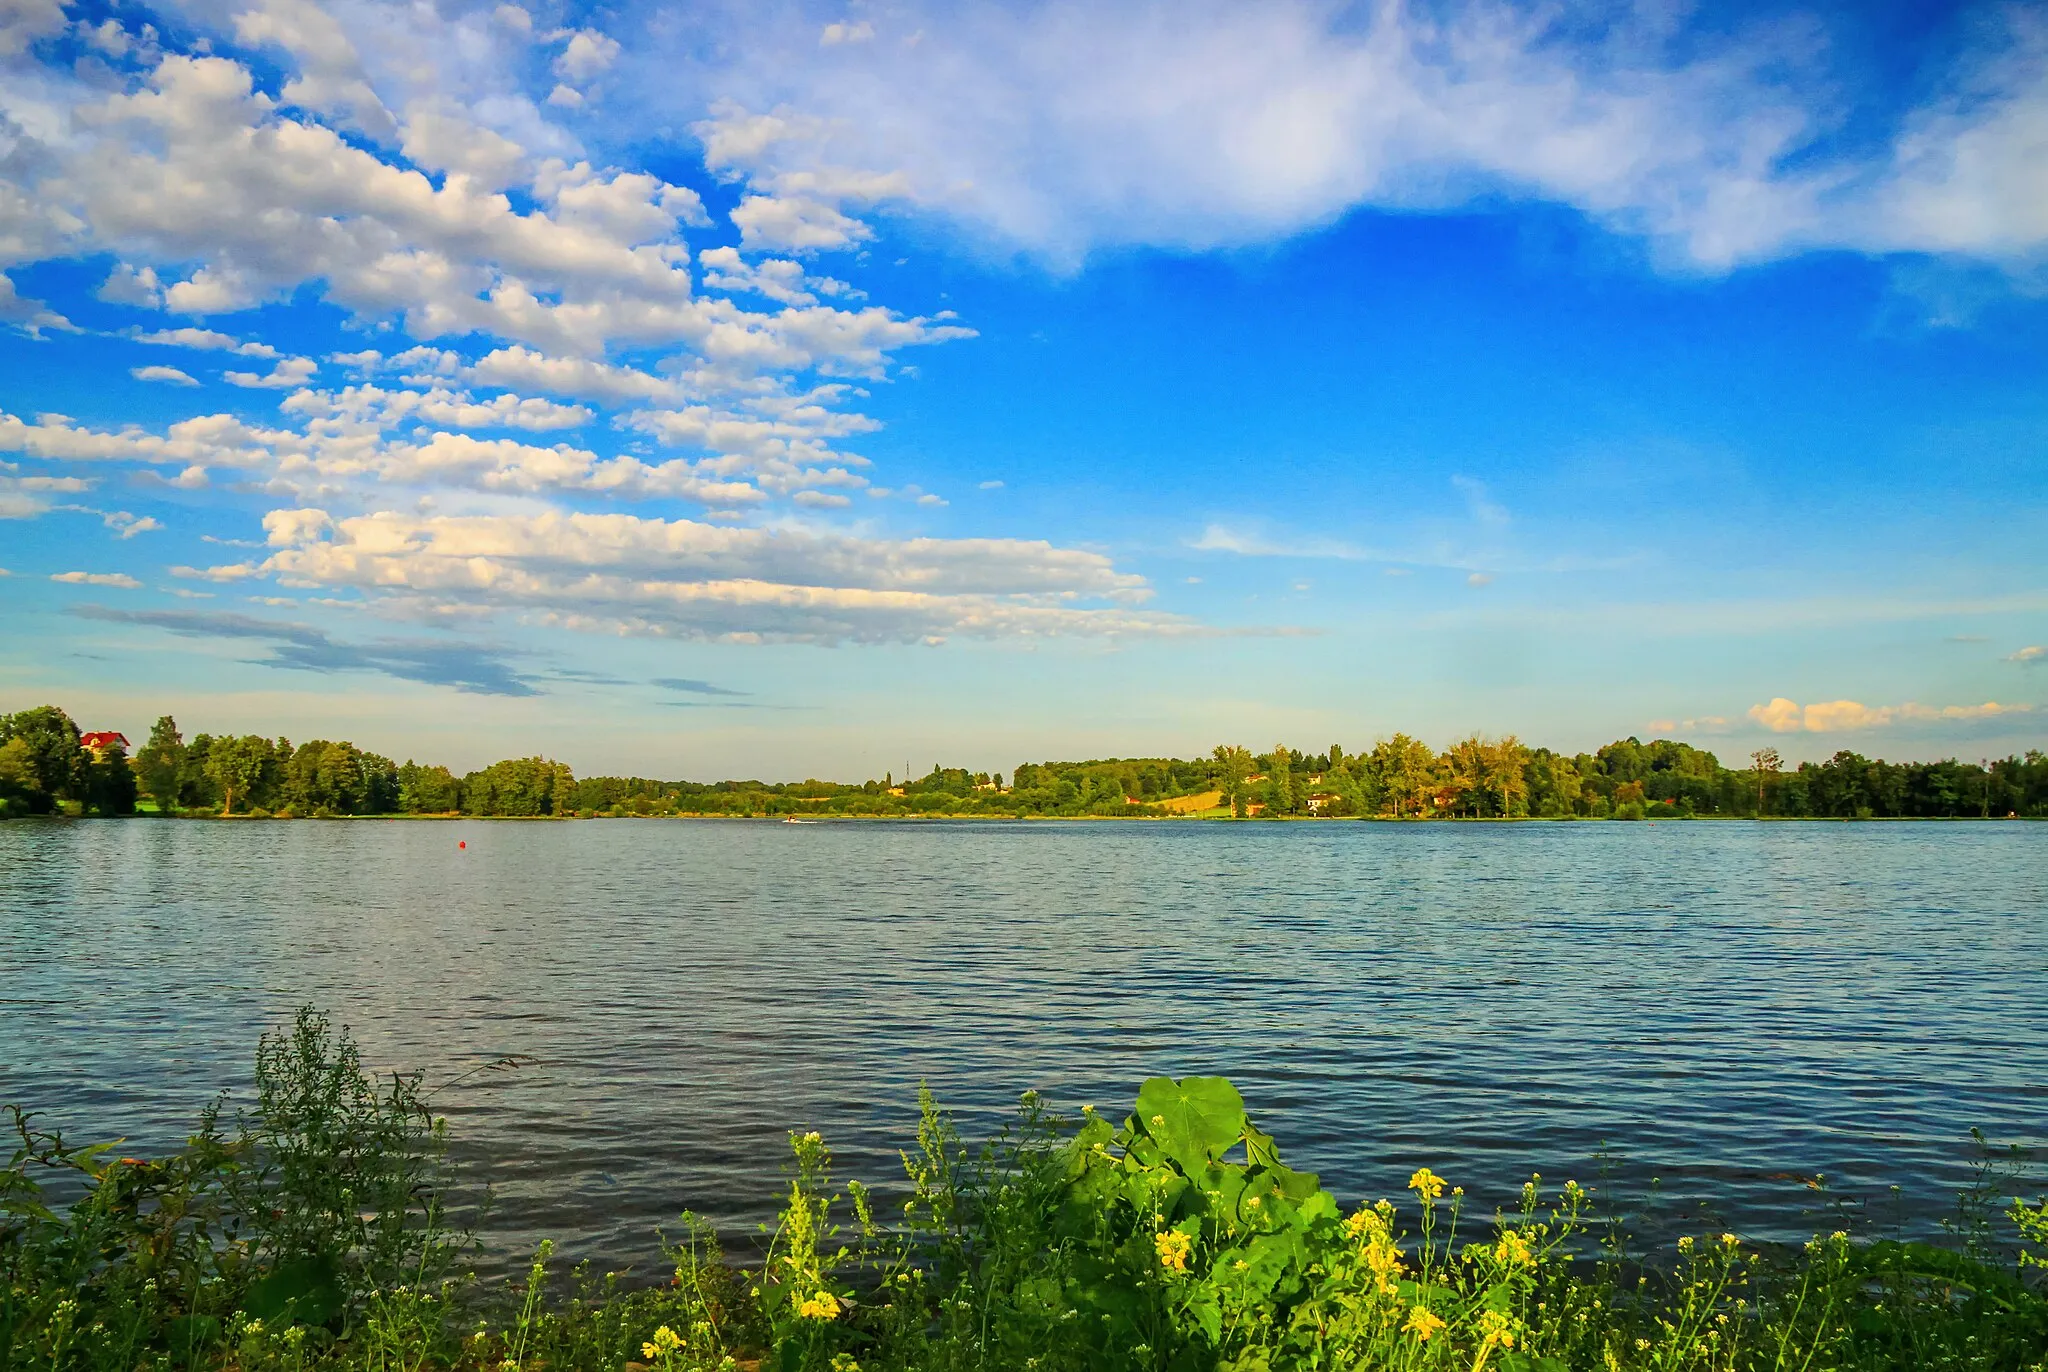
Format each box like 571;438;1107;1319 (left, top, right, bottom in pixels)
458;840;466;849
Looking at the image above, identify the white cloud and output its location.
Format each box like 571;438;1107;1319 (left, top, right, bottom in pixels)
655;0;2048;272
0;274;74;334
461;346;685;403
0;409;283;471
398;102;528;191
50;570;143;587
554;28;620;82
729;194;874;253
1748;696;2034;733
133;327;279;357
98;264;164;307
231;0;398;140
131;364;200;386
0;470;92;518
284;382;592;432
171;506;1192;645
698;245;841;305
2011;645;2045;665
224;356;319;389
1858;12;2048;259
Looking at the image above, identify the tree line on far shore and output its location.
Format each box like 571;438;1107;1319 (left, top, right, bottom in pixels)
3;701;2045;821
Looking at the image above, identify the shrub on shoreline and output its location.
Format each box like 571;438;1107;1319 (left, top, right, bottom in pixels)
4;1011;2045;1371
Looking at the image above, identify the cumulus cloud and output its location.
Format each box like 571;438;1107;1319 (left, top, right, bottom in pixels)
2010;645;2045;665
225;356;319;389
161;506;1196;645
553;28;620;82
1747;696;2034;732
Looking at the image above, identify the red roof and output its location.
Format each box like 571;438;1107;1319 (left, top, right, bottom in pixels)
80;731;129;749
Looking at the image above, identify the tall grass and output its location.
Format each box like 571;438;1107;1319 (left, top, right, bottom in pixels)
4;1012;2044;1372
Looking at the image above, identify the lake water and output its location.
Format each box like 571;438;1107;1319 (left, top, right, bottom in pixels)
2;818;2043;1275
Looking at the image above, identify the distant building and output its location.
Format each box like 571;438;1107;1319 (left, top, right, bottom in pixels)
1306;792;1341;813
79;731;129;760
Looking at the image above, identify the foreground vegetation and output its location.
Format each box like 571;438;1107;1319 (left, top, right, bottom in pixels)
5;1012;2046;1372
5;702;2047;822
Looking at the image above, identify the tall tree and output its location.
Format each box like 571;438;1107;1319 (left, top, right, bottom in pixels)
1749;747;1782;818
1212;744;1255;817
87;739;139;816
135;715;186;814
1482;735;1531;817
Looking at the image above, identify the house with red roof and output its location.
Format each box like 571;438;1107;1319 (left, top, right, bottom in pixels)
79;731;129;760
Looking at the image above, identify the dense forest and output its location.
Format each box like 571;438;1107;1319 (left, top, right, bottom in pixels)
3;702;2045;820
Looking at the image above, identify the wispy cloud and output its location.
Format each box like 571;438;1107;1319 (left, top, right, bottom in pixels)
69;605;541;697
51;571;142;588
653;0;2048;272
653;677;749;697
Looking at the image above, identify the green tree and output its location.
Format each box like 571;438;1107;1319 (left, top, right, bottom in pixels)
0;705;87;813
135;715;187;813
1369;734;1437;818
397;762;461;813
0;737;37;816
1749;746;1782;818
1211;745;1255;817
1263;744;1295;816
1482;735;1530;817
207;735;271;815
87;738;139;815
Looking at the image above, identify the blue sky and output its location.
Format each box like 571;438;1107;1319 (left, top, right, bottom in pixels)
1;0;2044;778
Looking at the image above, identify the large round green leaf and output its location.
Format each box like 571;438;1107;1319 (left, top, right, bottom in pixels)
1134;1077;1245;1171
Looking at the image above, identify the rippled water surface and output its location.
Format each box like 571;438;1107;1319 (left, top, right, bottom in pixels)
2;819;2043;1271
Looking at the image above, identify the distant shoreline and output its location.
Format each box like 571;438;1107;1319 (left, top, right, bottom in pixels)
7;809;2039;824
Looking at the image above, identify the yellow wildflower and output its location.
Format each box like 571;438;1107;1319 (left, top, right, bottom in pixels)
1155;1229;1194;1273
1495;1231;1535;1268
642;1326;685;1360
796;1292;841;1321
1408;1167;1446;1202
1403;1305;1446;1342
1479;1309;1516;1349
